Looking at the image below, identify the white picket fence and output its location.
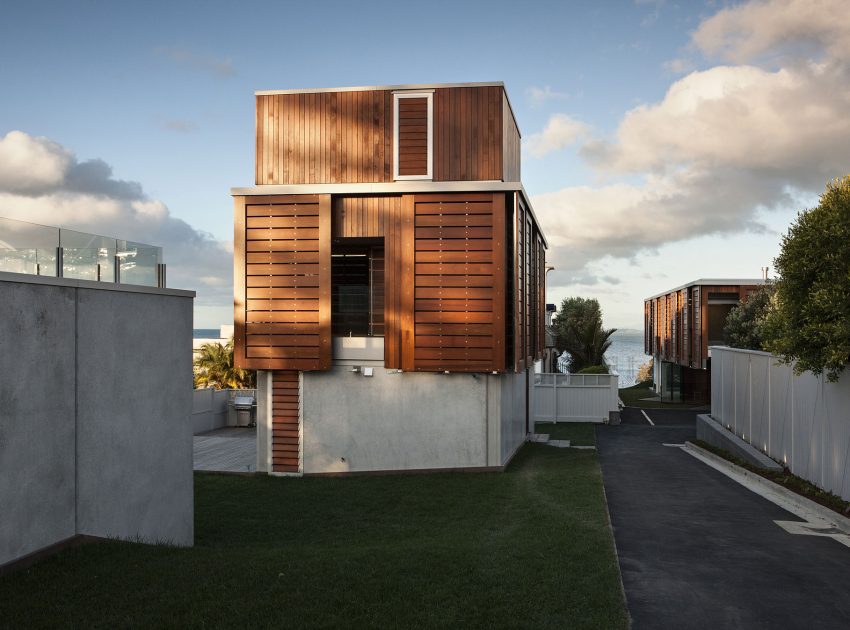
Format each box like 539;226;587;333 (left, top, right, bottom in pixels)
711;346;850;501
532;372;619;423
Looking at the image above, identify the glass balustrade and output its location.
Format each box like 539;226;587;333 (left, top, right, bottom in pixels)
0;216;164;287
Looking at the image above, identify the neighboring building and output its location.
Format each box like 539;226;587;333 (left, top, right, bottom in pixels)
231;82;547;475
644;279;765;403
193;324;235;355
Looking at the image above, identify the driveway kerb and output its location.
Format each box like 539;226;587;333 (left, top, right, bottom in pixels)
683;441;850;536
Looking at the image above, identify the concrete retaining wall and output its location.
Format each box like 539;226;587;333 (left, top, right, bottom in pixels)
192;388;230;434
0;272;194;567
711;345;850;500
299;366;531;474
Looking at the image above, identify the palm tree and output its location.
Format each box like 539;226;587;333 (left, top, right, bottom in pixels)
193;338;255;390
561;316;617;373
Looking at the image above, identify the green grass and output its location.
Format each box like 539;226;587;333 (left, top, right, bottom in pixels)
691;439;850;517
534;422;597;445
0;444;627;629
618;383;709;409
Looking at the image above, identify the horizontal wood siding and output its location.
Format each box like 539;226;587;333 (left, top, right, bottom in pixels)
272;371;300;473
409;193;505;372
397;97;429;176
502;91;521;182
234;194;331;370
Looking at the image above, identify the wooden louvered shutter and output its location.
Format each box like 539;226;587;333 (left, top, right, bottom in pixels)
404;193;505;373
234;194;331;371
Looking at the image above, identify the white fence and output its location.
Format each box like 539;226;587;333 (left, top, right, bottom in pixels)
532;373;620;423
711;346;850;501
192;388;256;434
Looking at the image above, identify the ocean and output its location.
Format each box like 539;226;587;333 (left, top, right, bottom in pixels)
556;328;650;387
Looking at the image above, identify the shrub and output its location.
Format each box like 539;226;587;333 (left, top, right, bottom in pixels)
636;358;653;384
723;284;775;351
762;176;850;381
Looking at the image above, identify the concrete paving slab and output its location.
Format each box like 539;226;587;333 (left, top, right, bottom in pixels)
597;420;850;630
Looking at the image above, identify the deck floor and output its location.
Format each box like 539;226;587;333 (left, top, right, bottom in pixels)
193;427;257;473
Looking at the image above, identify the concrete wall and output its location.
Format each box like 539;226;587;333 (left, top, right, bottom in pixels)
0;272;194;567
191;388;230;434
299;365;531;474
711;346;850;501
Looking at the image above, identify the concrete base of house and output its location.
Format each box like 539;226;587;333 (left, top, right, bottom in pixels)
256;360;532;475
696;414;783;471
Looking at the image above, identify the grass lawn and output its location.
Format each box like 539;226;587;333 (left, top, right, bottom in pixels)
0;441;627;629
618;383;709;410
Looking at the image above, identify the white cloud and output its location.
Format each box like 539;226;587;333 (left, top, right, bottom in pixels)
692;0;850;64
526;85;571;106
524;114;588;158
0;130;232;308
533;0;850;292
0;131;72;194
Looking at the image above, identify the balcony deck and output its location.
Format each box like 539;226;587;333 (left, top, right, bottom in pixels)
193;427;256;473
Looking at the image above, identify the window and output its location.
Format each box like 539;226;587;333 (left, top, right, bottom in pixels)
331;241;384;337
393;91;433;180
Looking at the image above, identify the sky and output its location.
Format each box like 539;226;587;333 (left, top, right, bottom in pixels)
1;0;848;329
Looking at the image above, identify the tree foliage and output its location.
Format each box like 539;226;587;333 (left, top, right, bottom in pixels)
723;284;775;351
194;338;256;390
553;297;617;372
762;176;850;381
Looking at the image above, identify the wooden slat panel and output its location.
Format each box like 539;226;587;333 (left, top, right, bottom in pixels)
271;371;300;473
400;194;415;371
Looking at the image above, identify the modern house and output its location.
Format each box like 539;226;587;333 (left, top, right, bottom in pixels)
231;82;547;475
644;279;764;403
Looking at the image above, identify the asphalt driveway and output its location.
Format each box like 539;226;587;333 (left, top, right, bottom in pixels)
597;410;850;629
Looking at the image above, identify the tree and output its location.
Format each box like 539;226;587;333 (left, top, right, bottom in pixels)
553;297;617;372
762;176;850;381
723;284;775;351
636;358;653;385
194;338;256;390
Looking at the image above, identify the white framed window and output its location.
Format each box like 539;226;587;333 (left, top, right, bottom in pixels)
393;91;433;180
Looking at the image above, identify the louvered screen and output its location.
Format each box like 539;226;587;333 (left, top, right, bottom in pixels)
410;193;505;372
272;371;300;473
235;194;331;371
397;97;429;177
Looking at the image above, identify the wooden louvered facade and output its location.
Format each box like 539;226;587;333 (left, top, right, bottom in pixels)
235;82;546;475
235;190;545;374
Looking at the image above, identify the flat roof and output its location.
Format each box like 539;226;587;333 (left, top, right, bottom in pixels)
255;81;520;137
646;278;766;301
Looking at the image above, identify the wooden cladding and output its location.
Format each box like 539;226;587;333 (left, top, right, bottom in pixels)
394;95;430;178
272;371;300;473
234;195;331;371
402;193;506;373
255;86;519;185
645;283;761;369
235;192;546;374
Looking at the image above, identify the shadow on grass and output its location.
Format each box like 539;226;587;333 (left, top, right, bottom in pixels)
0;444;627;629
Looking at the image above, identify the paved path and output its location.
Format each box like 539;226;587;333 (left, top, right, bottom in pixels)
597;411;850;630
193;427;256;473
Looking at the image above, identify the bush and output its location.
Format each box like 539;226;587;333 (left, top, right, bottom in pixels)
762;176;850;381
552;297;616;372
577;364;609;374
723;284;775;351
636;358;653;384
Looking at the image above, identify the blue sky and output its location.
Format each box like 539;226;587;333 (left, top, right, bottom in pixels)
1;0;847;328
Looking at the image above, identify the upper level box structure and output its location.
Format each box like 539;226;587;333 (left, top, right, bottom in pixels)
253;82;521;186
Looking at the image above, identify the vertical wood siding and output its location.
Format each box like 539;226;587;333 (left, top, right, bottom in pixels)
502;91;521;182
256;86;514;185
234;194;332;371
272;371;300;473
